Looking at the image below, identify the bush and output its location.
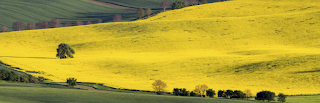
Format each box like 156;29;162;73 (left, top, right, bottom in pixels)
218;90;225;98
172;0;187;10
278;93;287;103
206;89;216;98
67;78;77;86
190;91;196;96
173;88;189;96
20;75;29;83
0;69;10;80
225;90;233;98
231;90;246;99
255;91;275;102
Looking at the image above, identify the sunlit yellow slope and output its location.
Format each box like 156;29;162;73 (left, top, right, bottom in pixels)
0;0;320;95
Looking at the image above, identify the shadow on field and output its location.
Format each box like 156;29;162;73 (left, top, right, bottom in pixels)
294;68;320;73
0;56;56;59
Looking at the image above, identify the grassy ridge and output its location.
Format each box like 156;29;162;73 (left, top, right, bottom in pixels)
0;0;137;31
0;0;319;96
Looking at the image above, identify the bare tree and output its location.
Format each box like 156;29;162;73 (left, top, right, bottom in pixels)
189;0;198;5
1;26;9;32
36;22;42;29
12;21;25;31
193;84;208;97
27;22;36;30
113;15;122;22
137;8;145;19
42;21;49;29
244;89;252;100
50;18;61;28
85;20;92;25
184;0;189;5
145;8;152;16
152;80;167;94
97;19;103;23
161;0;170;11
74;21;83;26
64;21;72;27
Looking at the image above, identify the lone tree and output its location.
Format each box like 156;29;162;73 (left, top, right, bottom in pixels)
172;0;188;10
1;26;9;32
161;0;170;11
56;43;75;59
152;80;167;94
12;21;25;31
278;93;287;103
145;8;152;17
27;22;36;30
206;89;216;98
74;21;83;26
194;84;208;97
244;89;252;100
137;8;145;19
66;78;77;86
113;15;122;22
64;21;72;27
255;91;275;102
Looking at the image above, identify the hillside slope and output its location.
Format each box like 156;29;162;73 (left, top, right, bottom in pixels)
0;0;320;95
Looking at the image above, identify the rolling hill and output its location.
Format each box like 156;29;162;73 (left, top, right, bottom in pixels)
0;0;320;96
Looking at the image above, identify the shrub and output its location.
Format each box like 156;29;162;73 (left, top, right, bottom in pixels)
190;91;196;96
172;0;188;10
206;89;216;98
67;78;77;86
28;75;39;83
225;89;233;98
8;71;19;81
173;88;189;96
218;90;225;98
255;91;275;102
0;69;10;80
278;93;287;103
231;90;246;99
20;75;29;83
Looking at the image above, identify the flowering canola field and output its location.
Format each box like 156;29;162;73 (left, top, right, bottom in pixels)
1;0;320;95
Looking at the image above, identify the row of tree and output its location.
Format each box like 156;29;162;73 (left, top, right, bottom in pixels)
0;69;44;83
152;80;286;102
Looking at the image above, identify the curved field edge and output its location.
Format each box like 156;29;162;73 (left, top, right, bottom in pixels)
0;0;320;95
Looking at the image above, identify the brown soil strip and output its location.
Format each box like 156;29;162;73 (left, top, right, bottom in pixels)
87;0;138;10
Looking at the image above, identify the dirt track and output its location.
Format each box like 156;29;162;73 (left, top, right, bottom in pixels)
87;0;138;10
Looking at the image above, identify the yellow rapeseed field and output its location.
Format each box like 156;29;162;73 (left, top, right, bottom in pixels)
0;0;320;95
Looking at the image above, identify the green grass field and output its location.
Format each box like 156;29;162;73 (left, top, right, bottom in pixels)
0;0;137;31
0;81;264;103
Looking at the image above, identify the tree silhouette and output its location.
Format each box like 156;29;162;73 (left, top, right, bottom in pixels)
56;43;75;59
145;8;152;16
64;21;72;27
194;84;208;97
137;8;145;19
75;21;83;26
27;22;36;30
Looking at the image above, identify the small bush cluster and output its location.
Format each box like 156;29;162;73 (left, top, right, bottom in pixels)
218;90;246;99
0;69;44;83
173;88;190;96
67;77;77;86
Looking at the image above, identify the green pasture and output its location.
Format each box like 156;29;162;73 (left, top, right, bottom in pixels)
0;82;265;103
0;0;137;31
95;0;222;9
